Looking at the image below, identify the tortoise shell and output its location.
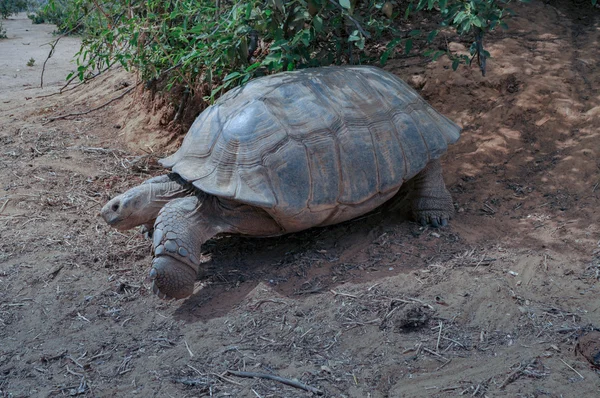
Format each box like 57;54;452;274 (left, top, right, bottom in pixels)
160;66;460;231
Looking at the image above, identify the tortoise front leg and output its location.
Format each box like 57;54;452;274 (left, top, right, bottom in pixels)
409;159;454;227
149;195;216;299
149;195;283;300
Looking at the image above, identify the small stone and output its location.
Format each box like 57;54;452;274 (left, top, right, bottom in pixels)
409;74;427;90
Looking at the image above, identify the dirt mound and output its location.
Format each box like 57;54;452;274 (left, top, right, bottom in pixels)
1;2;599;397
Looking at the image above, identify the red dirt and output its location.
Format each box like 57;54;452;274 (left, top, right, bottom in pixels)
1;2;599;397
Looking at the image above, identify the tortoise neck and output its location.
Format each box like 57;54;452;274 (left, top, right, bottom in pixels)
148;180;193;209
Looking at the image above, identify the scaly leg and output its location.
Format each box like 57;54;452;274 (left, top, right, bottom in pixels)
409;159;454;227
149;194;282;299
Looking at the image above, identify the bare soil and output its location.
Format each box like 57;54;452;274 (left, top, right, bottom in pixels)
1;2;600;397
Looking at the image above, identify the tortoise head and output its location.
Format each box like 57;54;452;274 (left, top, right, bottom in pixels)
101;184;158;231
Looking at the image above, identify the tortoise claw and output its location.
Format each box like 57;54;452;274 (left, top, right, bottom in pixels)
140;224;154;239
415;213;450;228
152;281;168;300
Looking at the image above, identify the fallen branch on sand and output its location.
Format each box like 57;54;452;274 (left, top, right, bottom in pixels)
226;370;323;395
43;85;137;124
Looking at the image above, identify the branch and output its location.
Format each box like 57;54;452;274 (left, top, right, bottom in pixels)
43;84;138;124
226;370;323;395
40;15;87;88
473;27;486;76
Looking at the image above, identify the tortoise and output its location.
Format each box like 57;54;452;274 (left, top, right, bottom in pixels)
100;66;461;300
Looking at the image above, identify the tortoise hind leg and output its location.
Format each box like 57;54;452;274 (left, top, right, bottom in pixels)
409;159;454;227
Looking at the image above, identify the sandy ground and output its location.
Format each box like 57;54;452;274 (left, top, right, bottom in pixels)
1;2;600;397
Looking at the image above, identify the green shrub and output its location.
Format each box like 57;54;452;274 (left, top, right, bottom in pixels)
52;2;528;86
0;0;29;19
28;12;45;24
42;0;541;120
27;0;81;31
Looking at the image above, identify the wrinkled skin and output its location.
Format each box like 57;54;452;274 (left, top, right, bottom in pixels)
100;174;190;231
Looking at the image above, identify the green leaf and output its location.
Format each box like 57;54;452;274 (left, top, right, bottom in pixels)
405;39;413;54
453;11;466;24
452;59;459;71
427;30;439;43
387;37;402;49
431;50;445;61
380;51;391;65
339;0;351;9
245;62;261;73
224;71;241;82
313;16;323;32
405;3;413;19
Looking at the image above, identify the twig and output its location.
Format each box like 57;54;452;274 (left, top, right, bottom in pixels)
41;37;60;89
67;355;85;369
441;386;461;392
559;358;584;379
330;289;359;299
172;377;209;387
40;15;87;88
421;346;449;362
91;0;112;21
226;370;323;395
0;199;9;215
66;366;84;377
44;85;137;124
499;358;538;389
436;321;443;351
211;372;243;386
441;335;465;348
184;340;194;357
392;297;435;310
76;313;91;323
250;299;287;310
